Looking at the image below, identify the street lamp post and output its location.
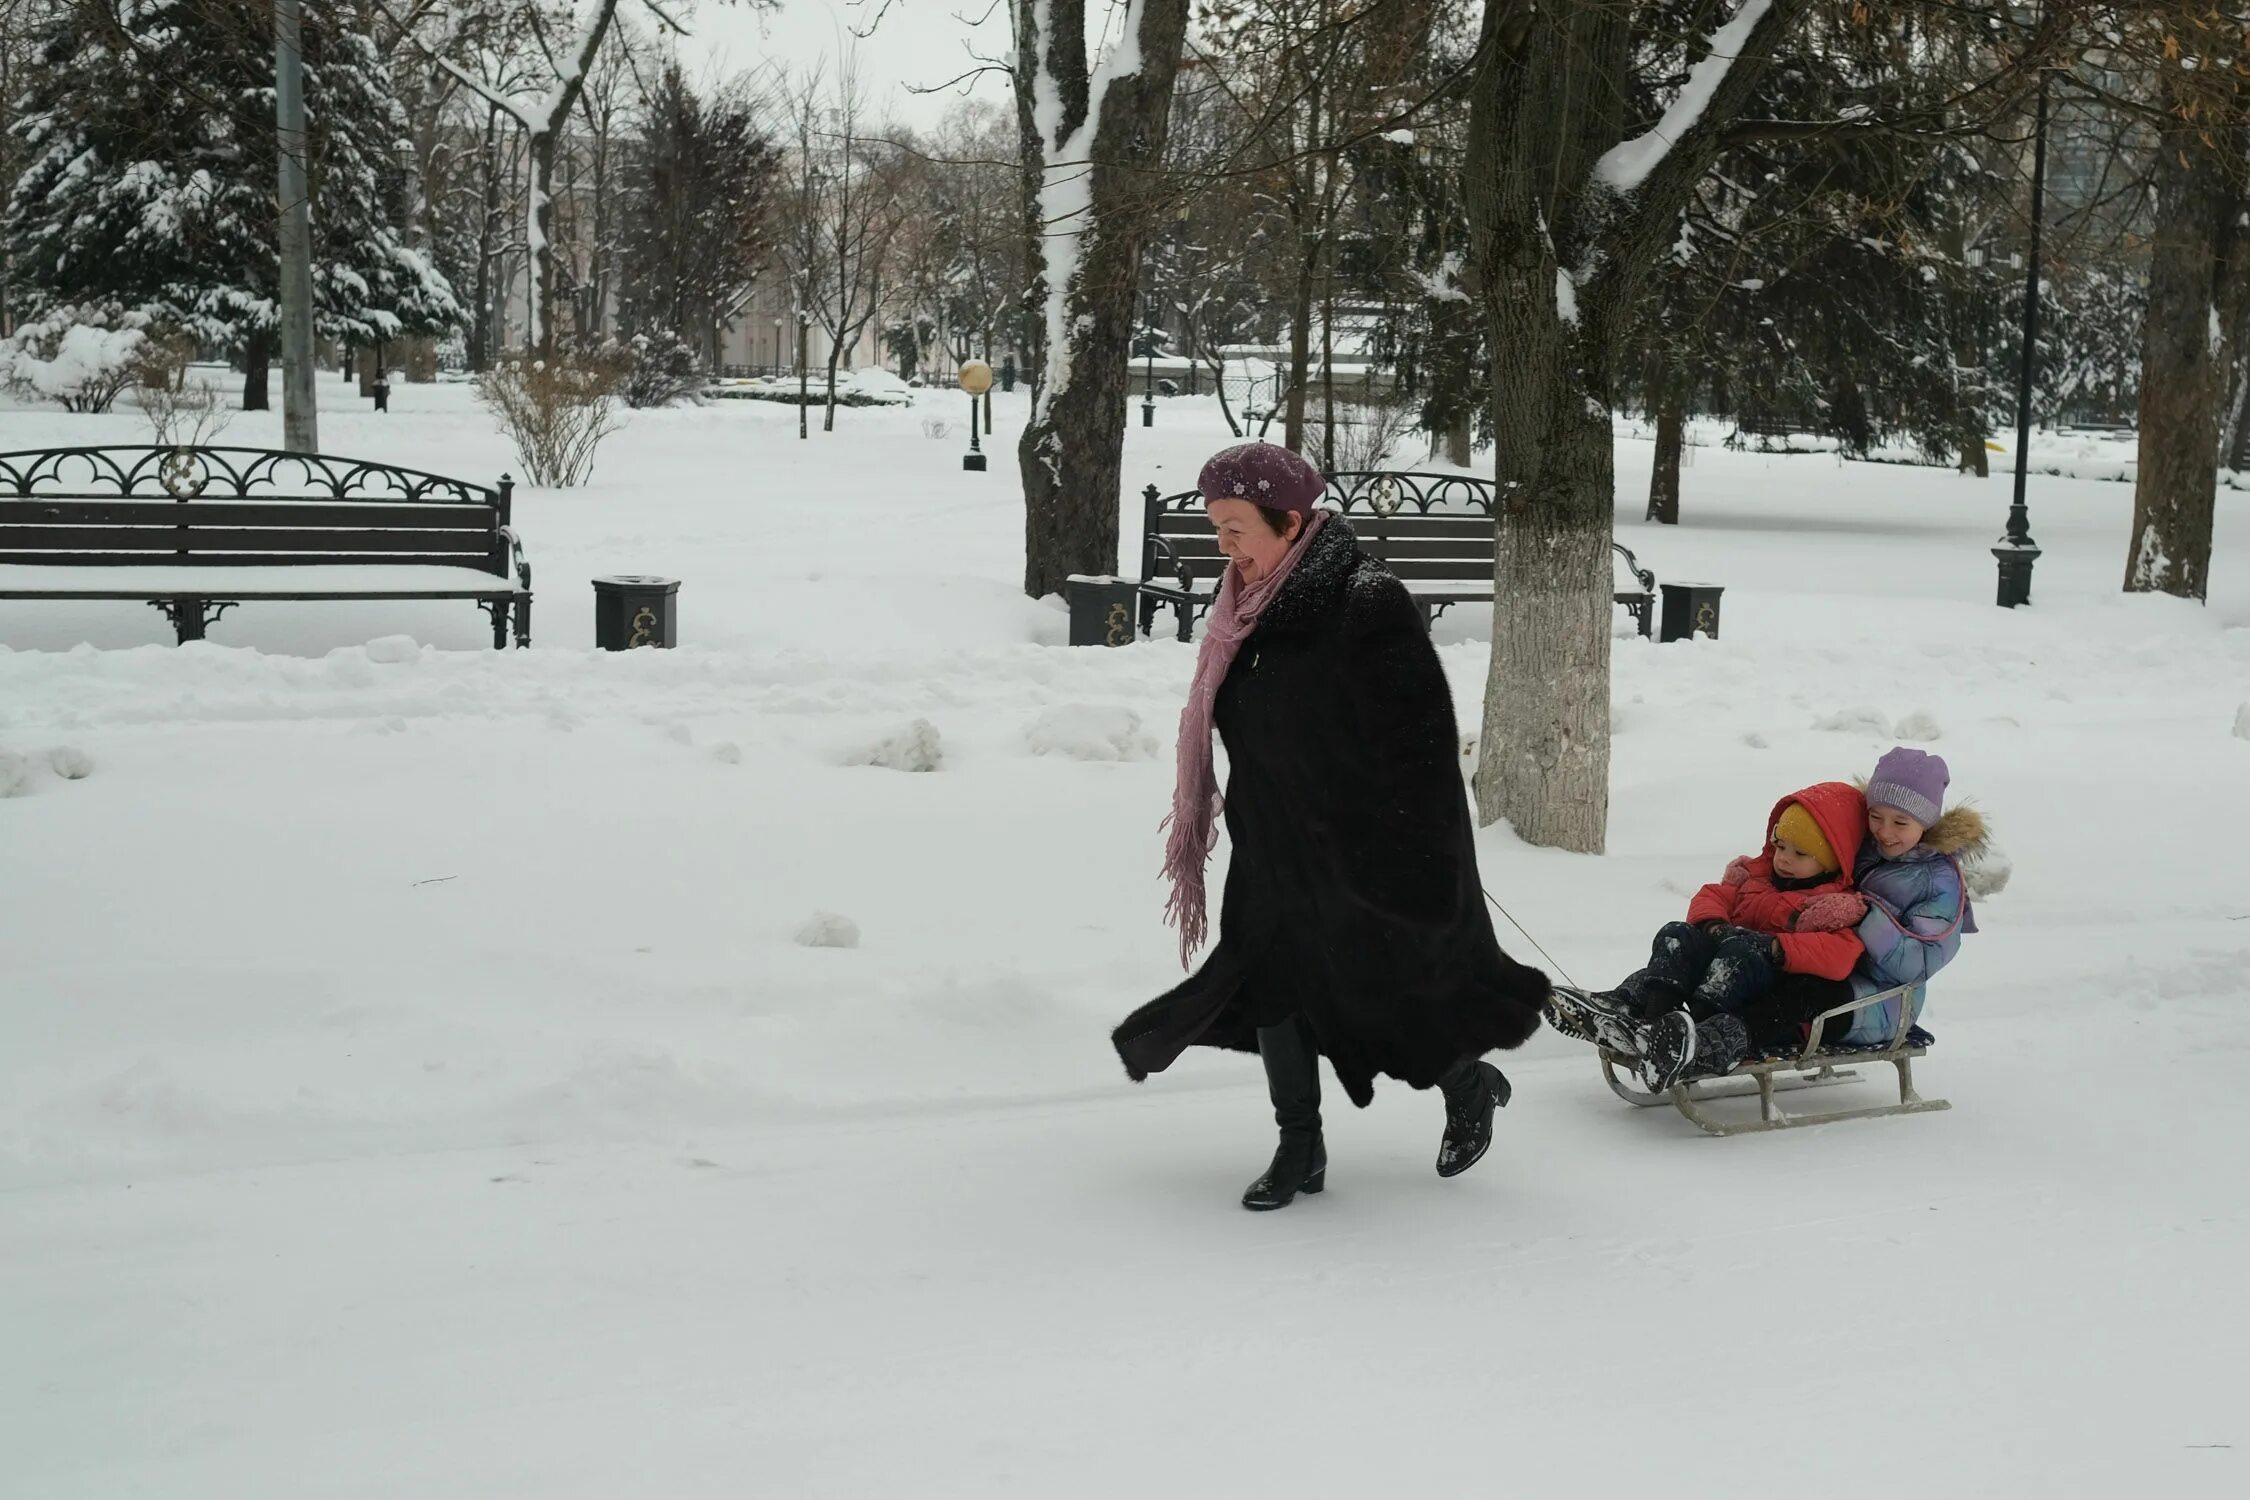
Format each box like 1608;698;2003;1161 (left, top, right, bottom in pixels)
1996;65;2051;608
959;359;994;471
1142;331;1156;428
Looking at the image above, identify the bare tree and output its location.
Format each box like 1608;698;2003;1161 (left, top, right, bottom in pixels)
776;57;911;430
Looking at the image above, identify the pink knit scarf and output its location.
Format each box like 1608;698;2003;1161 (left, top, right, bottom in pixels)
1162;511;1330;967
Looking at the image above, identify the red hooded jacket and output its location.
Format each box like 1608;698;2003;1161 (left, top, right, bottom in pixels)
1684;782;1870;981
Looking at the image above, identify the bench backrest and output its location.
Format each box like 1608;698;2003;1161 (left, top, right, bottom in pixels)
0;446;510;569
1141;470;1655;594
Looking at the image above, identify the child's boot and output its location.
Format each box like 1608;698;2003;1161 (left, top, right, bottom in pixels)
1636;1009;1699;1092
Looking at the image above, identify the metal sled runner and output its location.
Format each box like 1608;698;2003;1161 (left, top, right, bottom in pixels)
1597;984;1950;1137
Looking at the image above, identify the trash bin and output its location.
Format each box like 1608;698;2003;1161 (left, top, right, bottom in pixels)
1065;576;1141;647
593;575;680;650
1658;581;1724;643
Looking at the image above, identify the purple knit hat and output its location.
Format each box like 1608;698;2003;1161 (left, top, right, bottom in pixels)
1867;747;1949;828
1196;441;1326;514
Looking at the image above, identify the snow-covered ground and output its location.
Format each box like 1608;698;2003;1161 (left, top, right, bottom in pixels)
4;382;2247;1496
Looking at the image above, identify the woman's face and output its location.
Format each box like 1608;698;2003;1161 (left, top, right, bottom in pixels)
1206;498;1301;584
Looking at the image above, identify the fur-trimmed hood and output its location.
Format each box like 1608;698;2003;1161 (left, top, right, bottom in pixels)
1853;785;2011;901
1923;805;2011;900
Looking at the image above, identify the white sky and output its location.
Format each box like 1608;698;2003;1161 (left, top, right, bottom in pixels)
675;0;1015;126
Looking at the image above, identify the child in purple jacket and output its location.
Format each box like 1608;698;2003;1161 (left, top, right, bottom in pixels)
1837;746;2003;1045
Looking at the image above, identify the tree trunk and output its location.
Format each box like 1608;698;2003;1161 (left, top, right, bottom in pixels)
1014;0;1193;599
530;129;559;356
1471;290;1615;851
1320;266;1336;471
1462;0;1801;854
1446;409;1473;467
477;119;507;363
824;340;843;432
1284;249;1315;453
1647;396;1684;523
242;330;273;411
2125;76;2234;600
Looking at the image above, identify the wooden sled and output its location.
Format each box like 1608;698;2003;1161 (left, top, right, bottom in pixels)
1597;984;1950;1137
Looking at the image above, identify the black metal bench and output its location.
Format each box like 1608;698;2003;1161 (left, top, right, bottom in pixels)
1135;470;1656;642
0;446;532;647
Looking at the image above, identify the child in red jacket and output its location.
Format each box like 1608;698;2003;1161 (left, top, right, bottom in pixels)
1549;782;1869;1089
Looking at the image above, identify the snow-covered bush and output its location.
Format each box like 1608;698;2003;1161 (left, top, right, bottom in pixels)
131;336;232;449
1330;393;1419;473
2;307;148;413
614;328;702;409
475;350;629;487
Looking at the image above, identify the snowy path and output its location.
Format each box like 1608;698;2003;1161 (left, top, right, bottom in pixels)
4;387;2248;1494
11;1034;2246;1497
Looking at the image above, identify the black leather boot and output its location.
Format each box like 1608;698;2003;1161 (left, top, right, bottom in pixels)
1435;1057;1510;1178
1243;1015;1326;1211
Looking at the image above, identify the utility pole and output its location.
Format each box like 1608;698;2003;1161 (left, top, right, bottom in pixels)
275;0;318;452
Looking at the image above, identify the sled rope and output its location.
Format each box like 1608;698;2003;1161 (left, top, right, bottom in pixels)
1482;888;1581;991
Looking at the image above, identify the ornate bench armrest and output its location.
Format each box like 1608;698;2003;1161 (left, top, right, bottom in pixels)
498;525;532;591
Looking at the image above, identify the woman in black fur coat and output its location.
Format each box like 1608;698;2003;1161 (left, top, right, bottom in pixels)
1112;442;1550;1210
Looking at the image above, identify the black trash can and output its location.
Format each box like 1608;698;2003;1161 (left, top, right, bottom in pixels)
1000;356;1017;392
1658;581;1724;643
1065;576;1142;647
593;575;680;650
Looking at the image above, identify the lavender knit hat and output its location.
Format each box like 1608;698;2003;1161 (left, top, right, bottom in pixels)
1197;441;1326;514
1867;747;1949;828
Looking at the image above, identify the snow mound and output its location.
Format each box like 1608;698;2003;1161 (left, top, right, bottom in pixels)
364;635;420;665
794;913;861;949
0;750;30;798
854;719;943;773
1743;730;1770;749
845;368;911;397
711;741;743;765
47;746;94;780
1894;710;1943;742
1812;705;1891;735
2234;703;2250;741
1024;705;1158;763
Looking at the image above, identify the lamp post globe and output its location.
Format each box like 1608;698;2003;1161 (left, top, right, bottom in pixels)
958;360;994;471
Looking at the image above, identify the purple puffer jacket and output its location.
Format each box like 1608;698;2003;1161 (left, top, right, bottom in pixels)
1841;805;1992;1043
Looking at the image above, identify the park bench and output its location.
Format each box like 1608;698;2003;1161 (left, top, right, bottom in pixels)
1135;470;1657;641
1592;983;1949;1136
1726;409;1821;449
0;446;531;647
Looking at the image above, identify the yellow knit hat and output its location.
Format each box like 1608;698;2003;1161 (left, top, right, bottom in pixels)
1773;802;1839;873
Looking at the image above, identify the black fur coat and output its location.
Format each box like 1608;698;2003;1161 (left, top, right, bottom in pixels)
1111;519;1549;1106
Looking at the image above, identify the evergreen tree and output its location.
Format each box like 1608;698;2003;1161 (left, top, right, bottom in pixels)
4;0;460;397
614;63;777;368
